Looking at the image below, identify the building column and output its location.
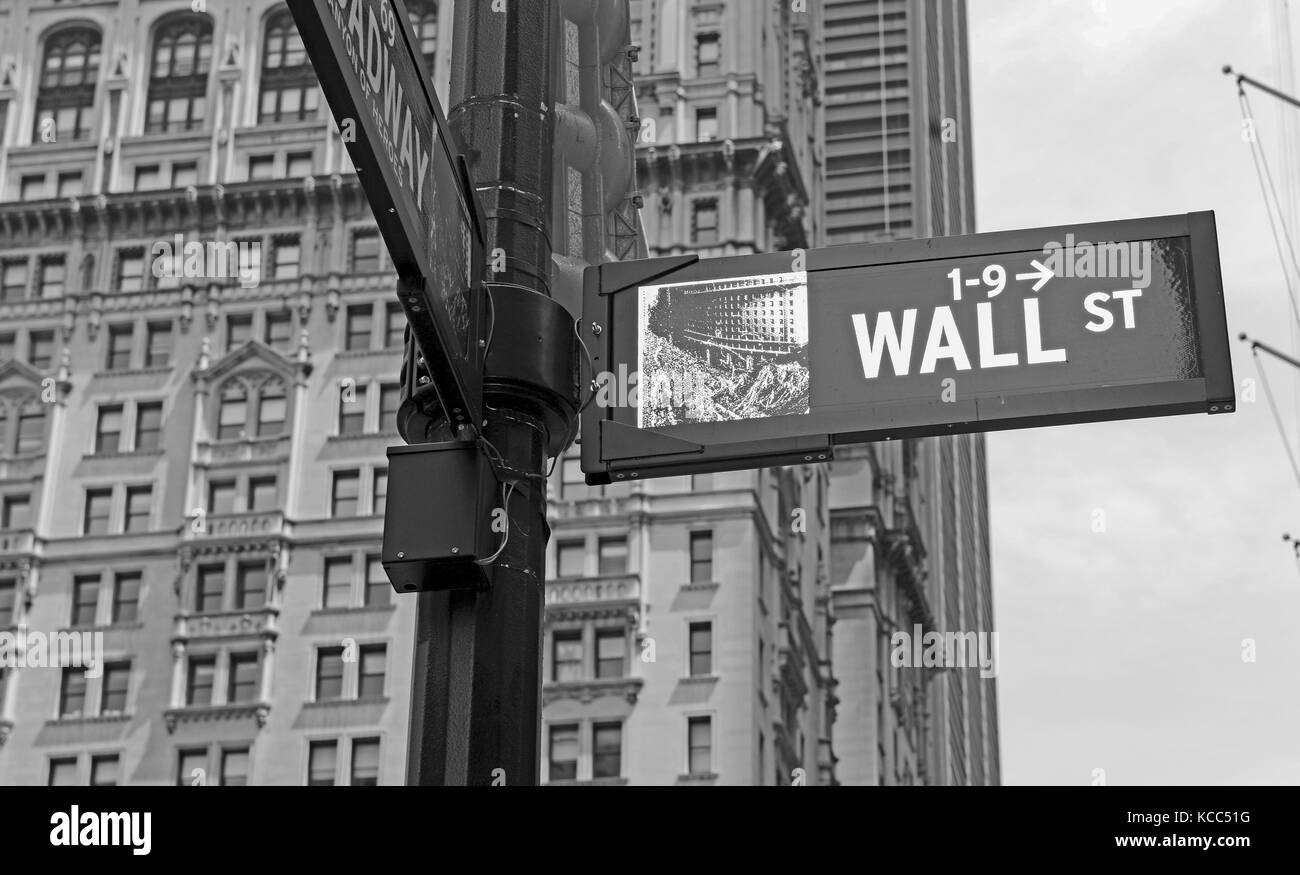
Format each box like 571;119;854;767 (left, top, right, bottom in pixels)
170;642;187;708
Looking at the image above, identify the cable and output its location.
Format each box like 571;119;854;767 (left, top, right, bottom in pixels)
1239;87;1300;334
1253;347;1300;490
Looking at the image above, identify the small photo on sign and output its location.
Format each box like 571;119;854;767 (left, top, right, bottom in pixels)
637;271;811;428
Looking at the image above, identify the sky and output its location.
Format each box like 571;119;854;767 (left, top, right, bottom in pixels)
970;0;1300;784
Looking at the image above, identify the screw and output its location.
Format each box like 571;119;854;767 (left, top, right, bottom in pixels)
1210;405;1219;412
418;376;430;384
591;322;603;335
1225;403;1234;411
451;546;460;554
397;551;405;558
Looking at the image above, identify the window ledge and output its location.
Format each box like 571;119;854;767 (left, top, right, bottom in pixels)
303;696;390;709
311;604;397;616
676;771;719;785
680;675;718;685
46;713;133;728
546;777;629;787
163;702;271;733
60;621;146;633
680;581;720;592
334;348;399;359
326;431;394;443
543;677;643;706
82;449;165;461
91;365;174;379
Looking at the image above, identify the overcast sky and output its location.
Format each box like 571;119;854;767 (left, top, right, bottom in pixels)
970;0;1300;784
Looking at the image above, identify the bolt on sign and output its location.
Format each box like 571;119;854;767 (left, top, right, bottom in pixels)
580;212;1234;483
288;0;485;428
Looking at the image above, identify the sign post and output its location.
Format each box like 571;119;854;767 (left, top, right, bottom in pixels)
581;212;1234;482
288;0;486;430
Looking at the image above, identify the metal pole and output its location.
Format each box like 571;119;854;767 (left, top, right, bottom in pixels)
405;0;564;787
1224;65;1300;111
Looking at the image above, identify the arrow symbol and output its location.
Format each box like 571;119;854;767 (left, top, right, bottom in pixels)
1015;259;1054;292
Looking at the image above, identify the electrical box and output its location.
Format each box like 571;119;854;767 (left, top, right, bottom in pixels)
381;440;498;593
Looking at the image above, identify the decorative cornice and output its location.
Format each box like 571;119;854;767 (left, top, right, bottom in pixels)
542;677;644;707
162;702;271;733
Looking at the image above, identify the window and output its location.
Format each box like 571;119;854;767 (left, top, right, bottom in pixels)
688;716;712;774
100;662;129;714
226;313;253;350
59;668;87;717
696;33;720;77
1;260;28;301
217;382;247;438
28;330;55;370
0;577;15;625
187;656;216;705
34;27;102;142
345;304;372;351
90;755;119;786
17;408;47;452
557;539;585;577
135;402;163;451
133;165;162;192
0;333;14;361
235;560;267;609
351;738;380;786
690;531;713;583
408;0;439;69
308;740;337;786
286;151;313;177
177;749;206;786
378;384;401;432
57;172;83;198
83;488;112;535
596;629;625;679
249;476;278;512
689;622;713;676
692;200;719;245
171;162;199;188
259;11;318;123
112;572;141;624
331;470;360;517
105;324;133;370
248;154;275;180
146;14;212;133
265;310;293;351
221;748;249;786
94;405;124;455
227;653;260;703
597;537;627;575
696;106;718;141
124;486;152;533
338;384;366;435
195;564;224;613
352;230;381;273
323;557;352;608
365;556;390;607
256;382;286;436
207;479;236;515
38;257;66;298
552;631;582;682
49;758;78;786
72;575;99;626
548;725;578;781
20;175;46;202
116;250;145;292
315;647;344;700
372;468;388;516
593;723;622;779
1;494;30;530
384;302;405;348
358;645;386;698
560;457;585;498
272;237;300;279
145;321;173;366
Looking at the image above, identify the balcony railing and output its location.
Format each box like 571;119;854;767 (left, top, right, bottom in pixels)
545;574;640;607
0;529;35;556
174;606;279;641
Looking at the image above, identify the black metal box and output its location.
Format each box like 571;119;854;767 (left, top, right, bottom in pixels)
381;441;497;593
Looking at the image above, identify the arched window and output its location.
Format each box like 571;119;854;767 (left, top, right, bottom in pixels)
146;15;214;133
259;10;318;124
33;26;102;142
407;1;438;71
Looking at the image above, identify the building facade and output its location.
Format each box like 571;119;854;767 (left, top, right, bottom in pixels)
0;0;995;786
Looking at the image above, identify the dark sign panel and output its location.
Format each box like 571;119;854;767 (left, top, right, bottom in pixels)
288;0;483;427
581;212;1234;483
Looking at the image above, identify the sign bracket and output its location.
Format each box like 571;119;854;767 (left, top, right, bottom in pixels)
598;253;700;297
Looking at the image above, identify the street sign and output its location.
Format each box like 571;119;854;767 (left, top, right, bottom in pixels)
288;0;485;429
580;211;1234;483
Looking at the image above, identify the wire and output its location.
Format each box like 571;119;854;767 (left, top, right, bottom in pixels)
1253;347;1300;490
475;480;516;566
1239;86;1300;334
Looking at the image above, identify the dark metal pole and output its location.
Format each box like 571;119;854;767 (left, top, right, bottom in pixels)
406;0;567;786
1224;65;1300;111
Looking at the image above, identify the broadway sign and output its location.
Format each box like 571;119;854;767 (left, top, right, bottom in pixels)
288;0;484;428
580;212;1234;482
